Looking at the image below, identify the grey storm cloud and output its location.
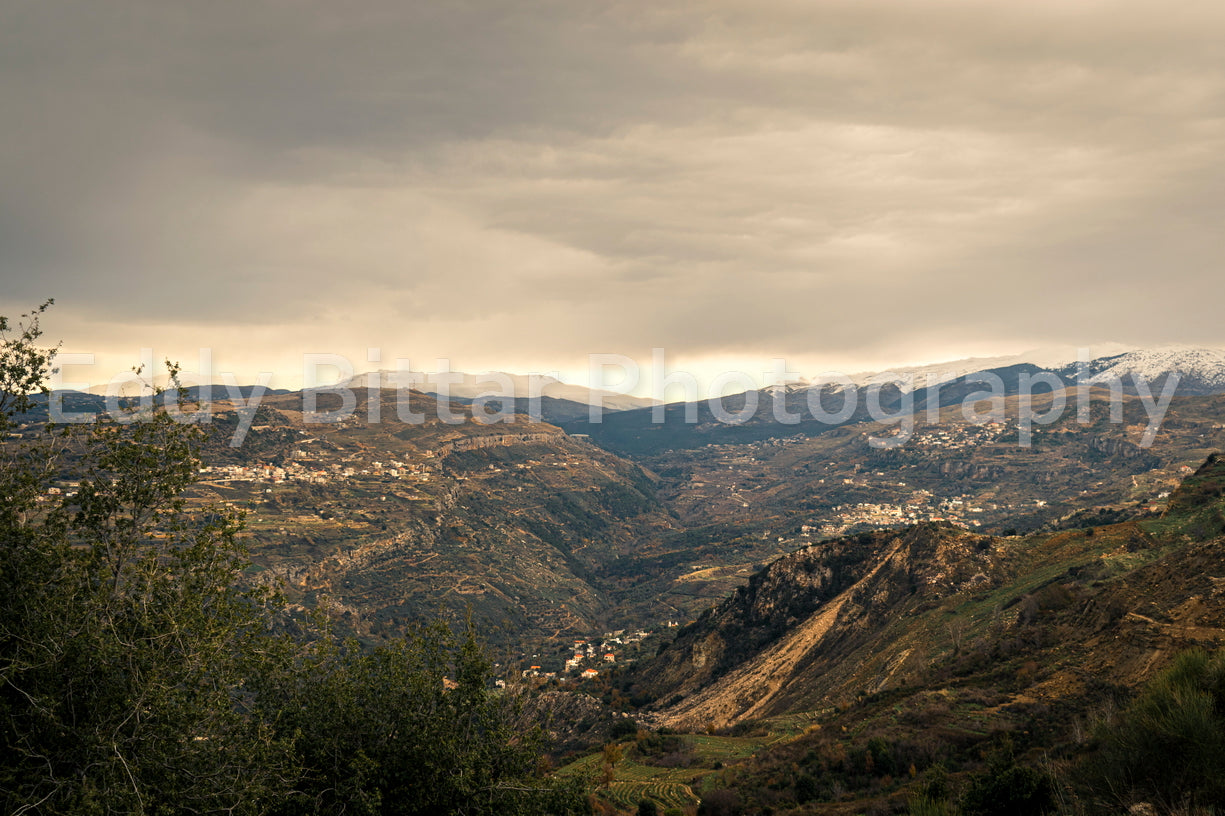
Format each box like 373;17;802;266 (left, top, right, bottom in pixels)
2;0;1224;380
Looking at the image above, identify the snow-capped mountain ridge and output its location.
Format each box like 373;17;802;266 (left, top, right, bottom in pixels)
843;345;1225;396
843;344;1134;392
1062;347;1225;394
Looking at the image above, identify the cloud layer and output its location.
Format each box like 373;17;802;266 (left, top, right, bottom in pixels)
3;0;1223;386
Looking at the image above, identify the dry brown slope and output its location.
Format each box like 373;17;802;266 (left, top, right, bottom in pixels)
659;538;906;729
648;524;1004;729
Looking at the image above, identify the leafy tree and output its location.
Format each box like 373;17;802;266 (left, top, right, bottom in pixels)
793;771;818;803
0;303;592;815
608;717;639;740
959;740;1055;816
257;616;591;816
697;788;742;816
908;763;954;815
0;304;296;813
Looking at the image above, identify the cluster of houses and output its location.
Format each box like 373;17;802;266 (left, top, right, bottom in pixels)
815;491;993;535
35;482;79;503
911;421;1011;450
519;629;655;683
198;457;431;486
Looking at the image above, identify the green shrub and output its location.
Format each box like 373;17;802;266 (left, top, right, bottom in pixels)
908;796;955;816
610;717;640;740
959;739;1055;816
909;763;954;815
1085;649;1225;810
960;763;1055;816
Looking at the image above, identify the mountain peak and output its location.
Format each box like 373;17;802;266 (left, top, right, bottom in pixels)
344;369;659;411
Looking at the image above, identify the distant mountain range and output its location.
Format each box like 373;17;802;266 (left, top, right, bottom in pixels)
841;342;1138;390
339;370;659;413
561;346;1225;455
1063;347;1225;395
23;371;656;426
837;344;1225;394
23;346;1225;440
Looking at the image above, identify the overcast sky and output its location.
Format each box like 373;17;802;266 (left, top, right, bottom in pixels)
3;0;1223;392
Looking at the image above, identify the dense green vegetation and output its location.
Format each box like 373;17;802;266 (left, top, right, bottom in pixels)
0;303;591;814
1083;648;1225;811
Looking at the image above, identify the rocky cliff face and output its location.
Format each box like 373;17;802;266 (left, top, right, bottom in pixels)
434;431;560;457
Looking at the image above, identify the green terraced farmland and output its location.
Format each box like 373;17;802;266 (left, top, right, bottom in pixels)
561;731;784;811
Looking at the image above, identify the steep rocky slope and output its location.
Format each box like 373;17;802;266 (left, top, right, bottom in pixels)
639;523;1005;728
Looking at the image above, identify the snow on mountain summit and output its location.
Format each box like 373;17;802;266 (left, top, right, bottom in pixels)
841;344;1225;395
1074;347;1225;393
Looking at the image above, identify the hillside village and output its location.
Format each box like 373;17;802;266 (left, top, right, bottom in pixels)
199;457;432;487
515;625;675;684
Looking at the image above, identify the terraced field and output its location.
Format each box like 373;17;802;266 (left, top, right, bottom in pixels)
607;773;697;812
561;726;803;811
